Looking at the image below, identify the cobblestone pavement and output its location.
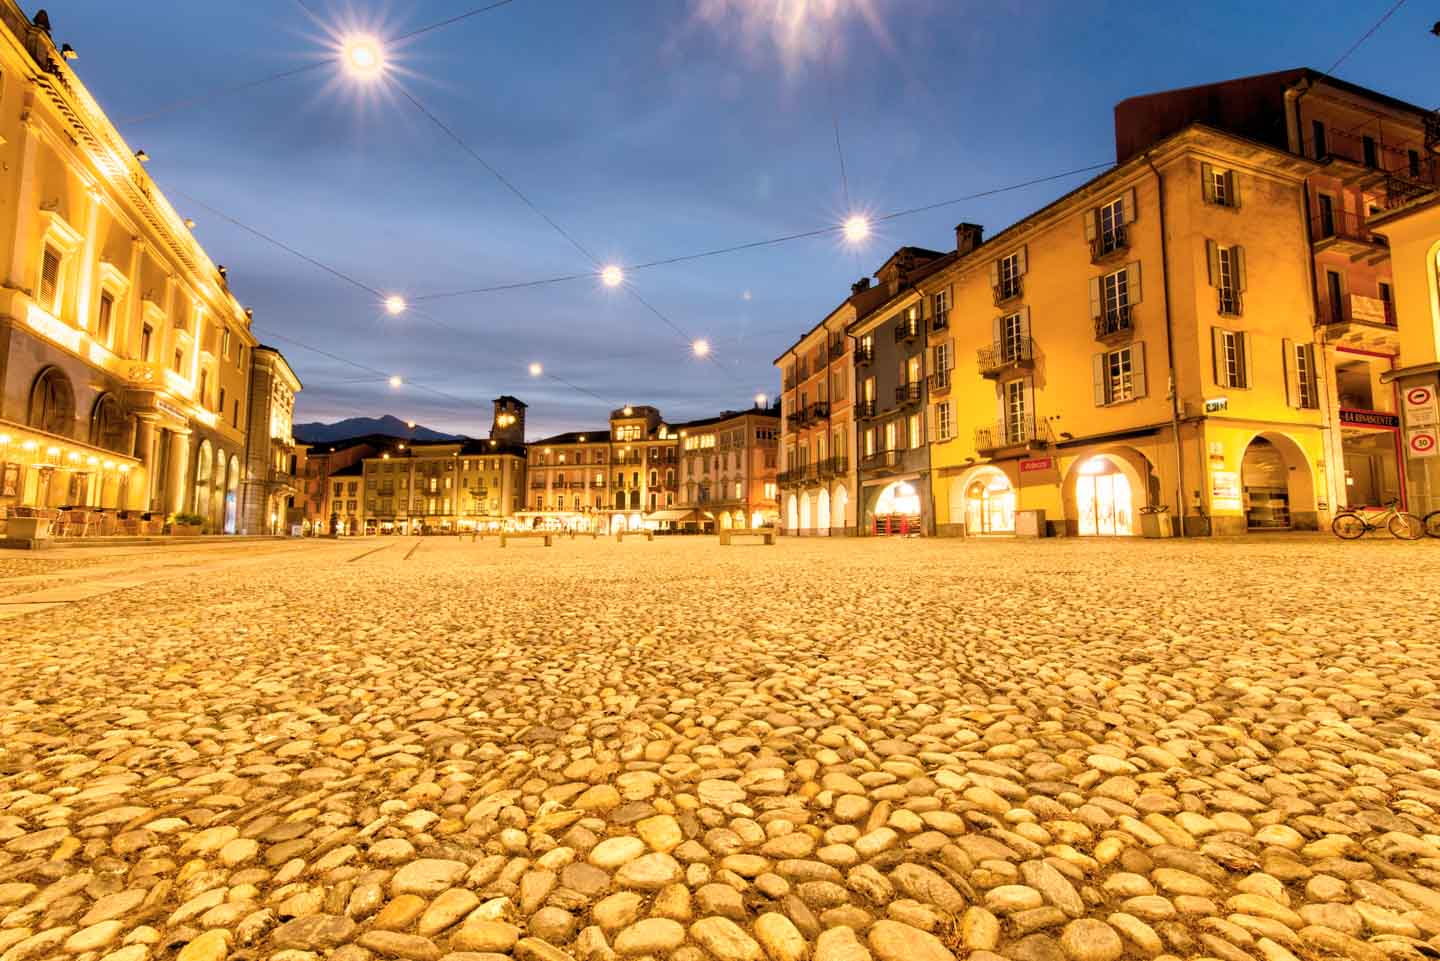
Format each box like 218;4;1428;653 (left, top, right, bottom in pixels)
2;535;1440;961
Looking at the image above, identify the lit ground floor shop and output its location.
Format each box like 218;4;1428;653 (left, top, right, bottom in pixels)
856;473;930;537
933;421;1334;537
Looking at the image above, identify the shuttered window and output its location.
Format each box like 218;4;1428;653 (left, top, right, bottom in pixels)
1200;163;1240;208
39;246;61;309
96;291;114;342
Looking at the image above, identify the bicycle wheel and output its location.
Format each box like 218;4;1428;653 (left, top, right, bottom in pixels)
1389;513;1424;540
1425;510;1440;538
1332;513;1367;539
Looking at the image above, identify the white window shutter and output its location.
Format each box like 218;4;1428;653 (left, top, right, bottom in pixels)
925;345;934;374
927;406;937;444
1083;208;1097;242
1126;262;1142;304
1017;245;1028;275
1242;331;1254;389
1234;245;1247;292
1227;170;1241;209
1206;240;1219;286
992;314;1002;345
1088;277;1102;320
1092;353;1107;406
1132;342;1148;399
1122;187;1137;224
1212;327;1225;386
946;338;956;370
1200;162;1215;203
988;261;1000;286
1282;337;1299;407
1019;306;1032;341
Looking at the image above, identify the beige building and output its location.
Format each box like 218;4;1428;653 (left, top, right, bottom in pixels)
0;4;295;535
673;404;780;531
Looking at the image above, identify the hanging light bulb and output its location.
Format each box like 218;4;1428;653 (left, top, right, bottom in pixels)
342;36;385;78
529;362;543;377
601;265;624;288
692;339;711;357
843;215;870;244
389;375;403;388
385;295;407;316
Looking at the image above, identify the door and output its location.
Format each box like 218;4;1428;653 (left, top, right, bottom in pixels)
1318;194;1335;238
1076;463;1133;536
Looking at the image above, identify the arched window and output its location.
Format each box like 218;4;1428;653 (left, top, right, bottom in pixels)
28;367;74;436
90;394;129;453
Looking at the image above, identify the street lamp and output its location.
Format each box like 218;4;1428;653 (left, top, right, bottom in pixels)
843;215;870;244
529;362;543;377
385;295;407;315
692;339;710;358
342;36;385;78
389;375;403;388
602;265;624;288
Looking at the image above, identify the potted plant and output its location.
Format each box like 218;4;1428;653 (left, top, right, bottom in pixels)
170;512;206;536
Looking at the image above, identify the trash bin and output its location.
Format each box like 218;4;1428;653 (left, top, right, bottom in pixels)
1015;509;1047;538
1140;505;1172;538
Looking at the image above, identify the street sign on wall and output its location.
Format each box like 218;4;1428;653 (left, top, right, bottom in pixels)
1407;429;1437;459
1403;385;1439;427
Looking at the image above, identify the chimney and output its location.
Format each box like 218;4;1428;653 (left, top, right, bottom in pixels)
955;223;984;254
850;277;871;295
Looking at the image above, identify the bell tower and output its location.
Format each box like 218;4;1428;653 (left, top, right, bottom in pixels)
491;396;527;445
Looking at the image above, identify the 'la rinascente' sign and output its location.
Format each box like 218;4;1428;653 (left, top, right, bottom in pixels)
1339;409;1400;429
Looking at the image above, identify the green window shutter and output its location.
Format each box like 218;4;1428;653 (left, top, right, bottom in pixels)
1092;353;1107;406
1206;240;1220;287
1200;162;1215;204
1088;277;1102;320
1126;262;1142;304
1132;342;1148;399
1282;337;1299;408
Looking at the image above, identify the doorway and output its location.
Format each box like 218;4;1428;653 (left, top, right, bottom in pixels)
1076;457;1134;536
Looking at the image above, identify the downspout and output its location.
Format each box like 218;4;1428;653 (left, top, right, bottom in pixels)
1143;151;1188;537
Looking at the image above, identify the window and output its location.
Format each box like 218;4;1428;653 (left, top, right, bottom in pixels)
1410;150;1422;180
39;245;61;311
1206;241;1245;315
932;289;949;329
1090;265;1138;336
1213;328;1249;389
884;420;898;452
1097;198;1125;254
1000;312;1024;361
1289;341;1319;410
1325;270;1345;324
993;250;1024;301
908;414;922;450
1092;346;1147;405
90;394;128;453
1312;120;1327;159
906;355;921;386
1004;379;1028;443
935;401;954;442
222;329;231;359
173;348;184;373
932;340;950;374
140;324;153;361
28;367;75;436
1201;163;1238;208
1362;136;1377;169
1317;194;1336;238
96;291;115;343
863;427;876;457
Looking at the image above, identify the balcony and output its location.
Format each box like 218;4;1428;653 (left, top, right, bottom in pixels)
978;337;1036;379
530;481;546;490
1089;224;1130;264
816;456;850;479
975;420;1053;457
783;374;797;390
1217;288;1243;318
861;449;902;471
894;382;921;406
992;277;1023;307
828;336;846;357
856;342;875;365
1094;305;1133;344
1383;173;1438;210
856;399;877;419
806;401;831;422
893;317;920;342
927;368;951;394
1317;293;1400;350
1311;210;1388;264
930;310;949;332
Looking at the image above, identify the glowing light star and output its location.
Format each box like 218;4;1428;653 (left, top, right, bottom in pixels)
692;339;711;357
407;421;416;429
343;36;385;78
529;362;543;377
384;295;407;315
601;265;624;288
755;393;767;406
389;375;403;388
843;215;870;244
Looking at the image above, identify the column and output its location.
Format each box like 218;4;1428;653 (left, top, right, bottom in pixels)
125;239;144;359
7;117;38;290
167;428;191;515
133;417;157;510
74;189;101;332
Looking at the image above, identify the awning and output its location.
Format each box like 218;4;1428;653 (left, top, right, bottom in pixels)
646;509;700;522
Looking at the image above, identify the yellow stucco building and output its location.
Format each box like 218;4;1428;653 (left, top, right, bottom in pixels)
921;125;1331;536
0;3;271;532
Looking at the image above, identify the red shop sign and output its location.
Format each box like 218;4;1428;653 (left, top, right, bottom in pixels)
1019;457;1054;473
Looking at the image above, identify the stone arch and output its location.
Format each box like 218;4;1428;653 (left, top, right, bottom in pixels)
816;488;831;532
719;511;733;529
949;465;1016;535
799;491;812;531
1062;446;1152;537
89;393;129;453
193;440;214;522
1241;430;1318;530
224;455;240;534
28;366;74;437
831;482;849;531
785;493;798;533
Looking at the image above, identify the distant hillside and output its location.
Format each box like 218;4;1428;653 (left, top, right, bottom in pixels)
293;415;467;444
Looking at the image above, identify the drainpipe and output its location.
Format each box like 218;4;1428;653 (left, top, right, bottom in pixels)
1143;152;1188;537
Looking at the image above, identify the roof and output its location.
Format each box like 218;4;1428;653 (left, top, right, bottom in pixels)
1117;68;1434;124
670;403;781;433
771;276;897;366
529;430;607;446
846;250;958;335
305;433;407;455
330;462;365;477
493;394;528;408
254;345;303;391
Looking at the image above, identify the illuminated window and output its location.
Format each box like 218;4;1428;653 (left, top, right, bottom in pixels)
39;245;62;311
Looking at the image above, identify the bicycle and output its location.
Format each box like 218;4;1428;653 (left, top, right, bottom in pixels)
1332;500;1424;540
1424;510;1440;538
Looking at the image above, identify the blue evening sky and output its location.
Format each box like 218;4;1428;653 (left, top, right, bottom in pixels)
48;1;1439;437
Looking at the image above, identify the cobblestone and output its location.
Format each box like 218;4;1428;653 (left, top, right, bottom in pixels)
0;535;1438;961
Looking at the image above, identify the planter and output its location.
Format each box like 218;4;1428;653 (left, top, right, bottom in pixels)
7;517;52;540
171;524;202;537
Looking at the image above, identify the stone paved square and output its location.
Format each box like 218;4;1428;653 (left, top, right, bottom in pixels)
2;536;1439;961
